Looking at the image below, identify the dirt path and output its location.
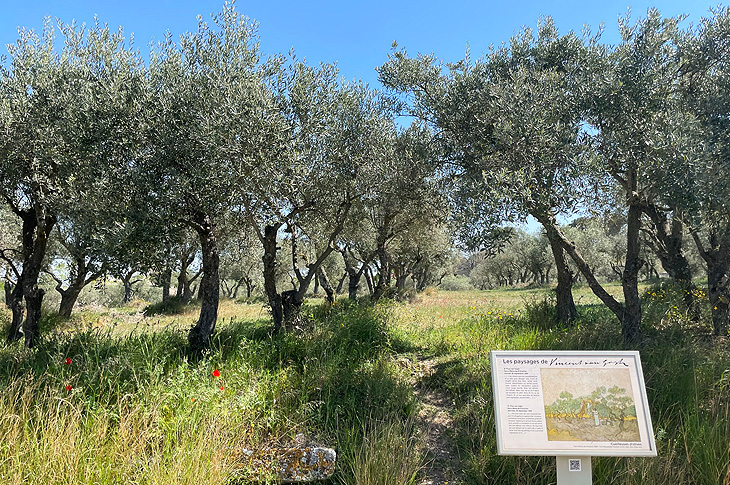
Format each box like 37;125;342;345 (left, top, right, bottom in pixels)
413;357;466;485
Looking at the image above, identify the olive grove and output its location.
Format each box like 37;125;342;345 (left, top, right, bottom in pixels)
2;4;729;349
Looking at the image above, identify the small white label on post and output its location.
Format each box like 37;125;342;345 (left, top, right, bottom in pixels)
568;458;582;472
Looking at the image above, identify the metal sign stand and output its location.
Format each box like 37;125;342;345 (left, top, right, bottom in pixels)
556;456;592;485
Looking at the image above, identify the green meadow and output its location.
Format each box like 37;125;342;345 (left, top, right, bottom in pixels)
1;284;728;484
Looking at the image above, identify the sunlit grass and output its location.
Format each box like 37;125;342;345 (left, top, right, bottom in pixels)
1;283;728;484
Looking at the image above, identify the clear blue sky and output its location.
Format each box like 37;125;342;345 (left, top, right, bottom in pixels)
0;0;718;89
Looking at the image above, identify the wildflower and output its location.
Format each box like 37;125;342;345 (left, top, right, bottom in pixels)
64;357;71;365
65;385;72;392
213;369;221;377
220;386;225;391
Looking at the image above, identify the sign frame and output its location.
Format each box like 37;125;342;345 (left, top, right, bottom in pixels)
490;350;657;457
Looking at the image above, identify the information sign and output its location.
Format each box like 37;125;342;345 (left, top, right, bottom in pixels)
491;350;656;457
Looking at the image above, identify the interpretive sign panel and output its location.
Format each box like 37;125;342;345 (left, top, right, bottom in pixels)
491;350;656;456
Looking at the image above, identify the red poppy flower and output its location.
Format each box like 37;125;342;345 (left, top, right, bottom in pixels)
213;369;220;377
220;386;225;391
65;385;73;391
64;357;72;365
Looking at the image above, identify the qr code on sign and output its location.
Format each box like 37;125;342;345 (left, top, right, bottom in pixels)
569;459;582;472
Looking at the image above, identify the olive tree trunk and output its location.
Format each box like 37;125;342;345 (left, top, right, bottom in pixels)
262;224;284;332
543;221;578;325
187;213;220;352
535;211;645;346
317;266;335;305
692;226;730;337
621;202;644;345
6;282;25;343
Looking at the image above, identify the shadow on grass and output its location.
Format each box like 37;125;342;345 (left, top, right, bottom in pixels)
143;296;197;316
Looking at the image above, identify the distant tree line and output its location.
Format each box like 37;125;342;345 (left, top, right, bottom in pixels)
1;4;729;350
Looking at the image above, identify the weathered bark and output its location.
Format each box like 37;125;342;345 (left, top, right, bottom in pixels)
6;282;24;343
227;277;247;299
2;197;58;347
692;226;730;337
19;212;56;348
22;287;44;348
394;264;410;293
161;268;172;303
281;288;302;325
317;266;335;304
52;257;103;318
187;213;220;352
276;200;352;328
176;271;186;299
544;222;578;325
262;224;284;332
58;287;82;318
243;277;255;299
414;270;429;292
622;202;644;345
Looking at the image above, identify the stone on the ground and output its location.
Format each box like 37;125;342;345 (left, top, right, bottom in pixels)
232;446;336;483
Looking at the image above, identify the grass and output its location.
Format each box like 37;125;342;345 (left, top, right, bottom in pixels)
0;282;728;484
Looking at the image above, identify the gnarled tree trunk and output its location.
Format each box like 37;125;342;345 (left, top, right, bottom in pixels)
535;213;640;345
642;204;697;315
19;211;56;348
160;268;172;303
622;201;644;345
53;256;104;318
692;226;730;337
6;282;24;343
187;213;220;352
262;224;284;332
317;266;335;305
543;221;578;325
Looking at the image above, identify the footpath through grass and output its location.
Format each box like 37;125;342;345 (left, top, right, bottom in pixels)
0;284;728;484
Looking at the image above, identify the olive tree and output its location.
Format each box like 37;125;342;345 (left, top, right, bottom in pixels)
677;7;730;336
143;4;283;351
379;19;587;323
228;58;394;330
0;19;145;346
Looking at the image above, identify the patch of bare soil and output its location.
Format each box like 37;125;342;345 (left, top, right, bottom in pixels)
412;357;466;485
